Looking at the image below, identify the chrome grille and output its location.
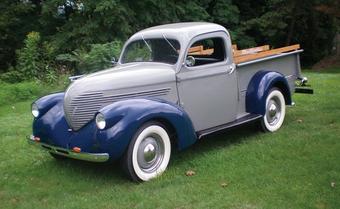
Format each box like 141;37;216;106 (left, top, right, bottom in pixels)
64;88;171;131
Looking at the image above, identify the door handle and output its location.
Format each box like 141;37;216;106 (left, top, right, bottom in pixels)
227;63;236;74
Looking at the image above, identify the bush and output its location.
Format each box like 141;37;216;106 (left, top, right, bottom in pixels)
56;40;122;74
16;32;42;79
0;75;70;107
0;67;25;83
6;32;60;83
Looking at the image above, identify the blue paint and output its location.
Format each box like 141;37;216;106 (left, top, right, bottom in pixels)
33;92;64;119
33;95;197;161
246;71;292;115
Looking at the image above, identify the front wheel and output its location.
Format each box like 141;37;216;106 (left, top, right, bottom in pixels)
122;121;171;182
260;88;286;132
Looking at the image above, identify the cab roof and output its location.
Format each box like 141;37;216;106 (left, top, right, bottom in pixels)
128;22;229;43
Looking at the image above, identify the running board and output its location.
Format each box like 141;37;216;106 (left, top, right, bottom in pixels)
295;87;314;94
197;114;262;139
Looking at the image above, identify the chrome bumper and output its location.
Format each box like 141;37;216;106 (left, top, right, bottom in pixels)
26;135;109;162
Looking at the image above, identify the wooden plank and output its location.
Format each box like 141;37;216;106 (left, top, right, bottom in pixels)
188;45;203;53
190;48;214;55
232;44;238;50
233;45;270;57
234;44;300;64
188;46;214;55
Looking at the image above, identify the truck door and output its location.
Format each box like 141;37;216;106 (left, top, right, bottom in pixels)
177;32;238;131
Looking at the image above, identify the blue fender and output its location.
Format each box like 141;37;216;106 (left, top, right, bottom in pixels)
33;92;65;118
97;98;197;159
246;71;292;115
32;96;197;161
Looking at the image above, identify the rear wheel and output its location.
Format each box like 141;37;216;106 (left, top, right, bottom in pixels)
260;88;286;132
122;121;171;182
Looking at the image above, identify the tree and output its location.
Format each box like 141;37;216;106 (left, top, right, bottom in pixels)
0;0;42;72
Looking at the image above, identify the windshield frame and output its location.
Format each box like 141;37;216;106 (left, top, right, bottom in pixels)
119;36;181;66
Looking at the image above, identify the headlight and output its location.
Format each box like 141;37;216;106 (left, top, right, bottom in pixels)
95;113;106;130
31;103;39;118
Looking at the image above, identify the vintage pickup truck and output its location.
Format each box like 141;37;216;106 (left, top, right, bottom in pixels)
28;22;312;181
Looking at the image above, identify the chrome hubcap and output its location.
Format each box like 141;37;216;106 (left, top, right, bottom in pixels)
269;103;277;118
143;144;156;162
137;135;164;173
266;97;281;125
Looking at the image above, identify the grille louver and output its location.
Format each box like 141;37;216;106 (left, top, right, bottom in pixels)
64;88;171;131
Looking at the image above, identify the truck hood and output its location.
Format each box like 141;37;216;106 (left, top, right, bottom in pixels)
64;63;176;131
68;63;176;92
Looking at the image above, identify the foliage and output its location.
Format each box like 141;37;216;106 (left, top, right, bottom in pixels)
0;67;25;83
3;31;60;83
16;32;42;80
0;0;338;78
234;0;338;65
1;69;340;208
0;81;49;107
0;74;69;107
56;41;122;74
0;0;42;71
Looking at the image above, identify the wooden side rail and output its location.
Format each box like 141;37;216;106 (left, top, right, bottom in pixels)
234;44;300;64
187;43;300;64
233;45;270;57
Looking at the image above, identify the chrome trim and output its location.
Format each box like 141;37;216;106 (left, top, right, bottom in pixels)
26;135;109;162
69;75;84;82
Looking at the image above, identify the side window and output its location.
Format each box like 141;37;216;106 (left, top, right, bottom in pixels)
186;37;226;67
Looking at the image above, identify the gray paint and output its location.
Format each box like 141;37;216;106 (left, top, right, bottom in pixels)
176;31;238;131
236;51;302;117
64;63;178;130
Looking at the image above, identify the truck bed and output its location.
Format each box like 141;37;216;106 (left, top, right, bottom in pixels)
188;43;303;119
235;48;303;118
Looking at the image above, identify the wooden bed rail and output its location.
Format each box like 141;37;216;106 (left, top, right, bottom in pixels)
233;44;300;64
187;44;300;64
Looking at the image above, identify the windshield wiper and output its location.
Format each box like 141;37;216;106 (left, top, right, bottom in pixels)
142;35;152;52
162;34;178;54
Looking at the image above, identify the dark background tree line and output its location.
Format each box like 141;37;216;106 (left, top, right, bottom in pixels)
0;0;338;83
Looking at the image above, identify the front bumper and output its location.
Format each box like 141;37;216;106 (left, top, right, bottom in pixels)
27;135;109;162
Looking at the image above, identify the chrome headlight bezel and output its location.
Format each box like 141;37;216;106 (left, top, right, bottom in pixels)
31;103;40;118
95;113;106;130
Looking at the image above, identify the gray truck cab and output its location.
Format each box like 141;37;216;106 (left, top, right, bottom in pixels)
119;22;237;131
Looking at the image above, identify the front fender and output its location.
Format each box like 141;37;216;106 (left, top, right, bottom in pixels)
97;98;197;159
33;92;65;118
246;71;292;115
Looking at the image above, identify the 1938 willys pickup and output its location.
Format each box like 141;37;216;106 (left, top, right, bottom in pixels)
28;22;312;181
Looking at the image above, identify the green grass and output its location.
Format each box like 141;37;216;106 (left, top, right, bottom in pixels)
1;68;340;209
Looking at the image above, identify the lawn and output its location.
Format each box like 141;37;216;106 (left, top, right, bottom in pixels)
0;69;339;209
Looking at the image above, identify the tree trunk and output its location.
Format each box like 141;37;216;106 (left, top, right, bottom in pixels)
337;33;340;56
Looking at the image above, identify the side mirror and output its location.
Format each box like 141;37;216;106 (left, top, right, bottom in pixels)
111;57;117;66
185;56;195;67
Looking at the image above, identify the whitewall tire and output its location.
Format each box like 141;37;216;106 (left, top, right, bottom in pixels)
123;121;171;182
261;88;286;132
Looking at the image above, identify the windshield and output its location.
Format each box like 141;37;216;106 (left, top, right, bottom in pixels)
121;38;180;65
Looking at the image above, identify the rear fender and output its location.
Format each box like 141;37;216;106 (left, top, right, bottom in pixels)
246;71;292;115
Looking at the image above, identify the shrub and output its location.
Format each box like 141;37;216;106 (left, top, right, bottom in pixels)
16;32;43;80
0;66;25;83
56;40;122;75
0;78;70;107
